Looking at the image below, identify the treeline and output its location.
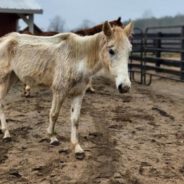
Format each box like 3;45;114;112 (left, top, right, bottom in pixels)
47;14;184;32
132;14;184;30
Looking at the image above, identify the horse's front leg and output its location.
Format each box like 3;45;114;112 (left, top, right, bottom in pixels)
71;93;85;159
47;91;66;145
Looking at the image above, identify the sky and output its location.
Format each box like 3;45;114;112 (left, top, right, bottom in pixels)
33;0;184;31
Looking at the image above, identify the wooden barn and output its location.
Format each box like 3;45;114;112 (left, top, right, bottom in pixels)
0;0;43;37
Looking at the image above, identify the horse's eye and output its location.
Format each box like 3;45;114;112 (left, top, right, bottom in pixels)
109;49;115;56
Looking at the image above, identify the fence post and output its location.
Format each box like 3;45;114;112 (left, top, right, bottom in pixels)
181;26;184;80
155;32;162;71
140;31;144;84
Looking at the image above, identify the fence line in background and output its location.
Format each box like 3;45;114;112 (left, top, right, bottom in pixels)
129;25;184;85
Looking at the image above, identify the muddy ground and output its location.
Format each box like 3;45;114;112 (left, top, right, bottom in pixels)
0;76;184;184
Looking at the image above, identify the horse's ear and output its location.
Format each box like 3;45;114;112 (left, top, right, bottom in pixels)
124;22;134;37
117;17;121;23
103;21;112;37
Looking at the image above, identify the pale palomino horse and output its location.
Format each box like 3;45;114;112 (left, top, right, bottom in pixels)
23;17;124;96
0;21;133;159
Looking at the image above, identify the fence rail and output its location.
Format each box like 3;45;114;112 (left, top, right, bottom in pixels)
129;25;184;85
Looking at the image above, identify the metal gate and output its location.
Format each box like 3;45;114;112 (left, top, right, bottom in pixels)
129;25;184;85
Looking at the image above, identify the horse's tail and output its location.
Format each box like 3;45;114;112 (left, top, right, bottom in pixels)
0;34;18;66
0;34;18;84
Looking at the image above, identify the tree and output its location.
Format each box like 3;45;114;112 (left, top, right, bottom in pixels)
48;16;66;32
142;10;154;19
78;19;95;29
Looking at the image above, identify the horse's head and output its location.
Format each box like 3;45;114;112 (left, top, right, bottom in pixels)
102;21;133;93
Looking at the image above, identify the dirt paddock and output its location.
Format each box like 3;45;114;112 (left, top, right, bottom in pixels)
0;76;184;184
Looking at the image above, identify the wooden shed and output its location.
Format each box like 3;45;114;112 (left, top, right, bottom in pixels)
0;0;43;36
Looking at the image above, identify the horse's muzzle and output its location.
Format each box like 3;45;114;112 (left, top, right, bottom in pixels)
118;84;130;93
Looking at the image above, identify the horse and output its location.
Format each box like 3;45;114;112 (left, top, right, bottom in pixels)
74;17;123;35
0;21;133;159
22;17;124;96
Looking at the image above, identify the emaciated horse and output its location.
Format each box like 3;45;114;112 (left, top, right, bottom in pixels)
22;17;124;96
0;21;133;159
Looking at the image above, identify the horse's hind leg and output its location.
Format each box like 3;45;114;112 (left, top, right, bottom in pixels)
86;78;95;93
0;74;13;140
23;84;31;97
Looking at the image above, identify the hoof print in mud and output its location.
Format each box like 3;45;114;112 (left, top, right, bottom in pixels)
75;152;85;160
58;148;70;155
9;170;22;178
39;138;50;143
50;140;60;146
86;88;95;94
3;137;12;143
25;94;31;98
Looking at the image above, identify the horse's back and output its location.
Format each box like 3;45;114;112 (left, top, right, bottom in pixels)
2;32;72;46
0;32;60;87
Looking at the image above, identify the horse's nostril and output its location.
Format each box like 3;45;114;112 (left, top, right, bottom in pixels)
118;84;130;93
124;86;130;92
118;84;123;92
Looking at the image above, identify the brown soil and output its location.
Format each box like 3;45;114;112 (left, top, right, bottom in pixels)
0;77;184;184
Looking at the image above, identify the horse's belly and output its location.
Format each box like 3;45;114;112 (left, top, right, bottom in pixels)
14;69;53;87
12;60;54;87
24;75;52;87
12;48;55;87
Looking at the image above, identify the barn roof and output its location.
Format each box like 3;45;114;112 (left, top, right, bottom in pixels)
0;0;43;14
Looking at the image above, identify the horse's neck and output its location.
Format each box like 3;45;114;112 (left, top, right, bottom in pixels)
88;60;103;77
81;32;104;74
78;32;100;43
71;34;103;78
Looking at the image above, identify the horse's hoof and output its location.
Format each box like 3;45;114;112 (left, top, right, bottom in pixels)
87;88;95;93
3;137;12;143
25;95;31;98
50;138;60;146
75;152;85;160
21;93;31;98
50;140;60;146
25;94;31;98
